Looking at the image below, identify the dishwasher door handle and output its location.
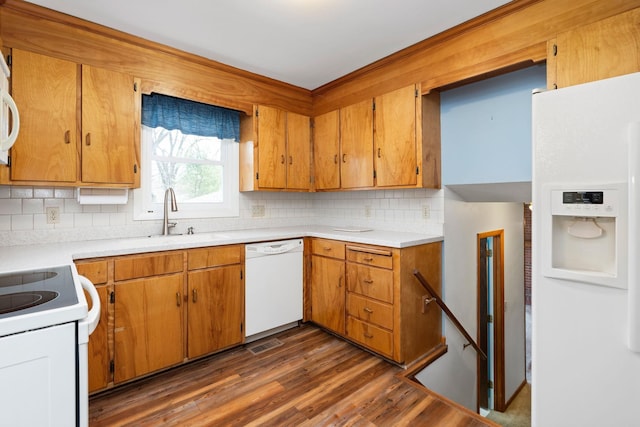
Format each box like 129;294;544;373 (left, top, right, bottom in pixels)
254;242;300;255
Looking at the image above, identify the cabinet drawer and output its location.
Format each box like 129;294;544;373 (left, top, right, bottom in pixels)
114;253;183;281
346;246;393;269
347;293;393;330
311;239;345;259
76;260;108;285
347;263;393;304
187;245;243;270
346;316;393;358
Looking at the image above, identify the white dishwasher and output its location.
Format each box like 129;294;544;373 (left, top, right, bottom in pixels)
245;239;303;341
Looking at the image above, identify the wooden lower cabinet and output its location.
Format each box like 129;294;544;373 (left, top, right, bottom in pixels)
309;238;442;365
310;239;346;335
114;274;184;383
74;244;245;392
76;260;110;393
187;264;244;359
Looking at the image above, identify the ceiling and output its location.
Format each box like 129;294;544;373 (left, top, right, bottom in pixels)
24;0;511;90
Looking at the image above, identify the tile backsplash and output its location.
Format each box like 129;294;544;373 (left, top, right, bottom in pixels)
0;185;443;246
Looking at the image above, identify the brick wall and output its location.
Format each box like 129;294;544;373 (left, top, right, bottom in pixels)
524;203;532;306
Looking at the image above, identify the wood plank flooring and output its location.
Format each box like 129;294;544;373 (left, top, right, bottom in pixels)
89;324;497;426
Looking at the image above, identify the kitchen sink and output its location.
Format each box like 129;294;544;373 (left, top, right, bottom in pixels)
145;232;232;241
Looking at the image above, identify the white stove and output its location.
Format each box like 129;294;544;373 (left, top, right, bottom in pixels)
0;265;100;427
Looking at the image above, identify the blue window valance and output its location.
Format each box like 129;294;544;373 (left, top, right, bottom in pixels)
142;93;240;141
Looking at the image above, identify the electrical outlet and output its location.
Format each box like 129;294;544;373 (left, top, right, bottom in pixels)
364;205;372;218
422;205;431;219
251;204;265;218
46;206;60;224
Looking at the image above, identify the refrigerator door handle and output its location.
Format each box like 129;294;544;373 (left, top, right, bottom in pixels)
628;121;640;352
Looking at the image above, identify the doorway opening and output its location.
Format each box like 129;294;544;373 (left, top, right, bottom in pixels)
477;229;505;412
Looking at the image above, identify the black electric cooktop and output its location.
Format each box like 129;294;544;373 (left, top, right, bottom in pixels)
0;265;78;318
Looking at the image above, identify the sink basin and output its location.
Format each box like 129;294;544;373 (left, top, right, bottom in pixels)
145;232;232;241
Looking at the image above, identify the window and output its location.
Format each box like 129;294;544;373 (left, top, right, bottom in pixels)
134;94;240;220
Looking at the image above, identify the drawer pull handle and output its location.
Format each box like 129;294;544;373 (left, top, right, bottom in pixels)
334;154;338;164
364;333;374;339
176;292;181;307
85;133;91;146
364;257;374;262
192;289;198;303
64;130;71;144
342;154;347;163
280;154;285;164
364;307;373;314
363;279;374;284
323;247;332;251
289;155;293;165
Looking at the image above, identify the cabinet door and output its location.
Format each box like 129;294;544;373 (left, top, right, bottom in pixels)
114;274;183;383
374;85;417;187
76;261;111;392
340;99;373;189
555;9;640;88
11;49;78;182
286;112;311;190
313;110;340;190
82;65;137;184
83;285;110;392
256;105;286;189
187;265;244;359
311;255;345;334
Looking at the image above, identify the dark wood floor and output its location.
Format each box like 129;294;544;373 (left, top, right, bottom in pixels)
90;324;497;426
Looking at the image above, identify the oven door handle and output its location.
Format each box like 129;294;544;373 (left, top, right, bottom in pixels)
78;275;100;336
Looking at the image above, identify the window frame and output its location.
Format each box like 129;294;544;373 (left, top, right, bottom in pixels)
133;124;239;221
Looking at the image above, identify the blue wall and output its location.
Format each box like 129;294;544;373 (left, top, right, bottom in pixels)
441;64;547;185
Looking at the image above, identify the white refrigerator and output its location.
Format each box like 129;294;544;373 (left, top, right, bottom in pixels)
532;72;640;426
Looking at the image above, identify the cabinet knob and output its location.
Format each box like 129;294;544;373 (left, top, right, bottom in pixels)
85;133;91;146
64;130;71;144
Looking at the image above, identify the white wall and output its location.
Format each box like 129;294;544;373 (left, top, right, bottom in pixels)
0;185;443;246
415;189;525;410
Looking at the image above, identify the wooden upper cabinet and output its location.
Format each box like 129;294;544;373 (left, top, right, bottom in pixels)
81;65;139;185
553;8;640;88
10;49;78;182
256;105;287;189
374;85;418;187
314;84;440;191
286;112;311;190
340;98;374;189
313;110;340;190
240;105;311;191
6;49;140;187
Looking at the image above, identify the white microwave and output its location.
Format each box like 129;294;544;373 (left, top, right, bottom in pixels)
0;54;19;165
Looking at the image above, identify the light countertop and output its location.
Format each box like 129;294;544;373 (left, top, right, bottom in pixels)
0;225;443;274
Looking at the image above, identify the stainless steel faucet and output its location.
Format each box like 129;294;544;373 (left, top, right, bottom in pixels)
163;187;178;235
